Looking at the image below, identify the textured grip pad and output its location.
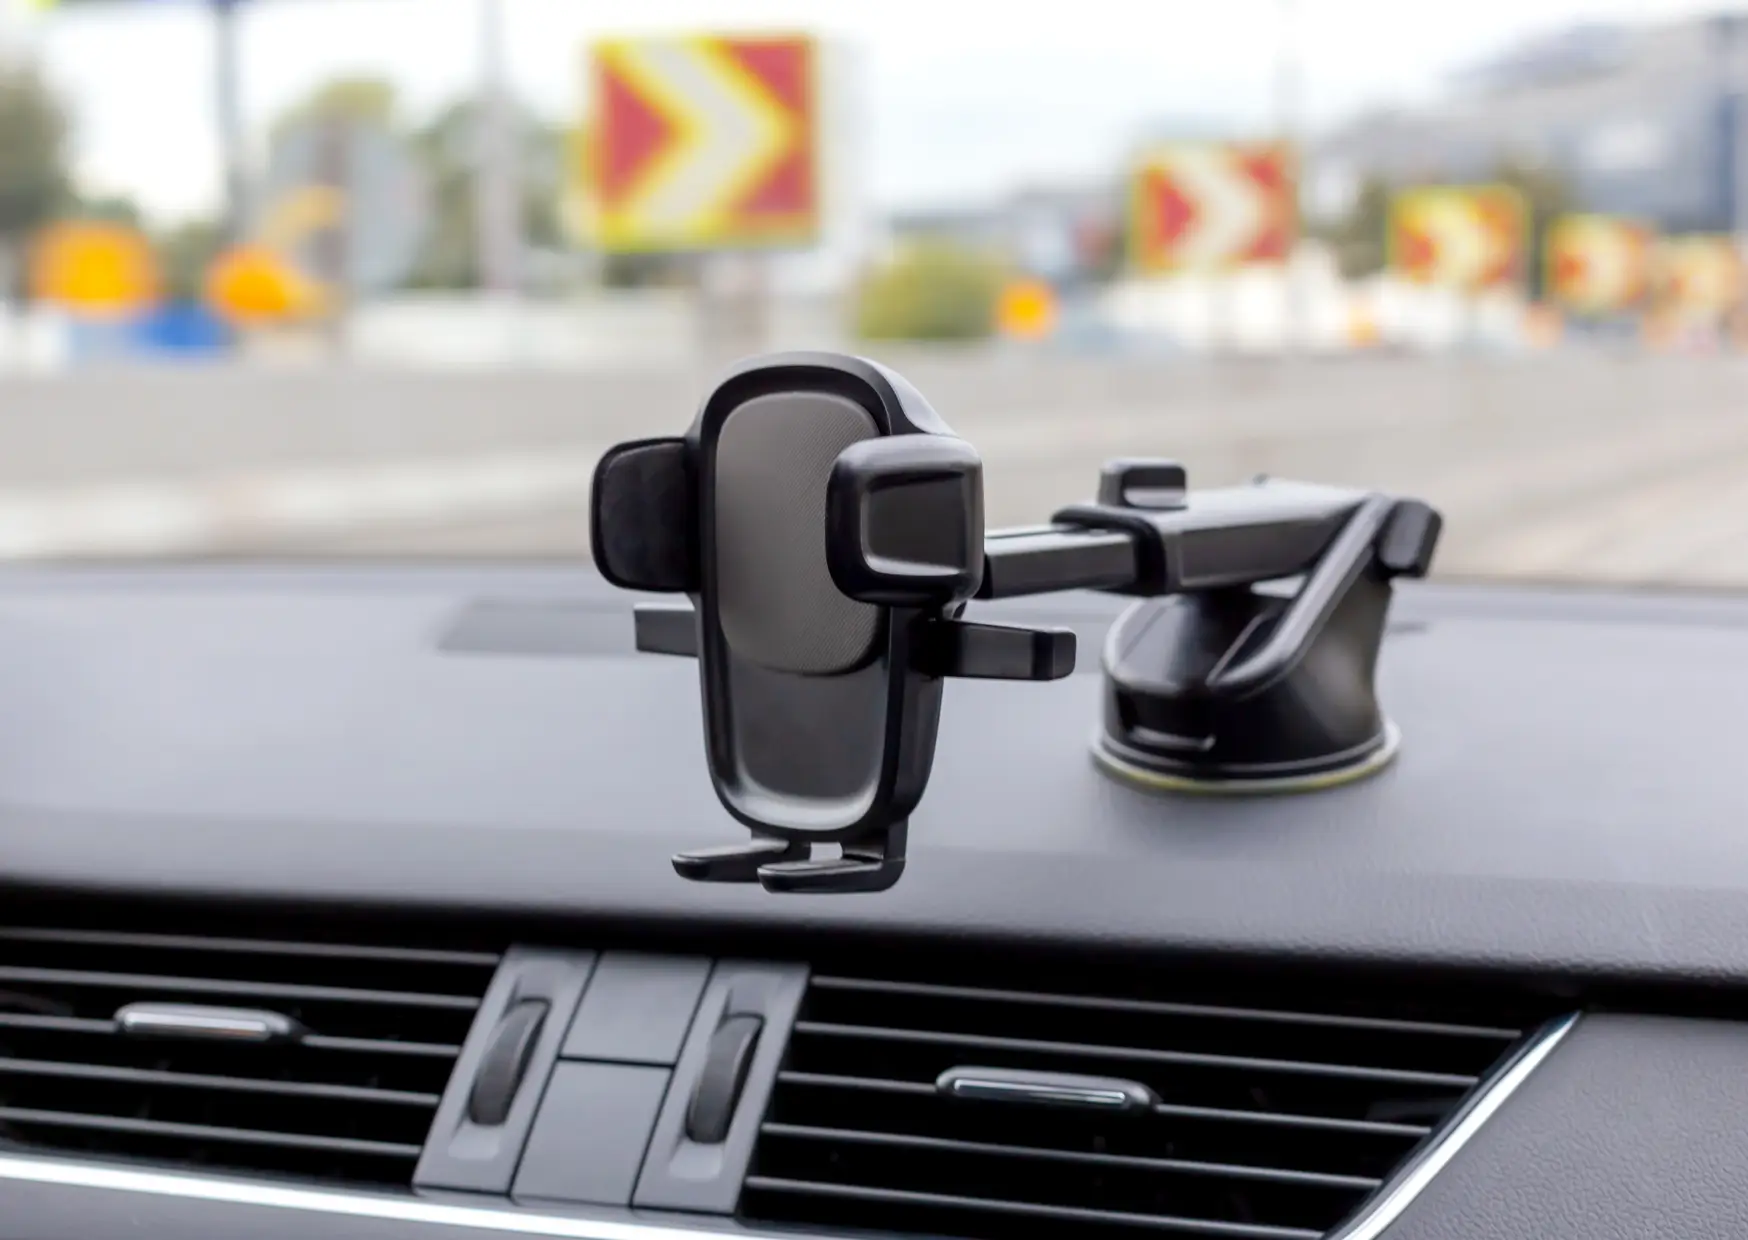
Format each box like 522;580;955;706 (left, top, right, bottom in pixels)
713;392;881;675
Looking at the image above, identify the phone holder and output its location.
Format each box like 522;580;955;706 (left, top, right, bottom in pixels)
590;352;1442;894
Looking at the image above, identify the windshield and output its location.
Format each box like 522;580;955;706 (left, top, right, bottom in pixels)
0;0;1741;583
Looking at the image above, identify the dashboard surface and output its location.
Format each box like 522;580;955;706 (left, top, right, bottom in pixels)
0;564;1745;984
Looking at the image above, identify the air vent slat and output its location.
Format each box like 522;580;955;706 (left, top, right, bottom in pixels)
0;916;500;1189
0;1056;442;1106
0;929;500;968
0;1014;111;1035
0;1106;425;1158
759;1123;1386;1190
743;969;1547;1240
807;976;1524;1041
301;1034;462;1058
743;1176;1326;1240
0;967;480;1011
777;1071;935;1096
792;1020;1482;1088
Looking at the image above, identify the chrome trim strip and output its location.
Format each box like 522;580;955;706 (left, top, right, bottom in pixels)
0;1154;786;1240
1330;1010;1581;1240
0;1011;1581;1240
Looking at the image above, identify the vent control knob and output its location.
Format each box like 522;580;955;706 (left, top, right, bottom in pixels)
467;998;549;1127
684;1013;764;1145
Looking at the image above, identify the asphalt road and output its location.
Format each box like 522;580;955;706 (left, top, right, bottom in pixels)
0;350;1744;588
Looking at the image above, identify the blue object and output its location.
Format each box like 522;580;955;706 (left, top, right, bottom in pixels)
130;304;233;356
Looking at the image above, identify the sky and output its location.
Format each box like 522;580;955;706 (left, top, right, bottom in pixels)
1;0;1738;223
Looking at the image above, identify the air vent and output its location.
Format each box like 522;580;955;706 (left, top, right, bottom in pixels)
742;972;1545;1240
0;925;500;1187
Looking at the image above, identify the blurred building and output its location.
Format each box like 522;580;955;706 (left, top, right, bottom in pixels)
1315;13;1748;232
885;181;1124;286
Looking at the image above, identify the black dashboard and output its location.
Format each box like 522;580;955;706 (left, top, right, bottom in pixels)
4;563;1748;1239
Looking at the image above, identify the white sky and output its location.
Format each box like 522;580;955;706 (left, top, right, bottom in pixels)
2;0;1737;222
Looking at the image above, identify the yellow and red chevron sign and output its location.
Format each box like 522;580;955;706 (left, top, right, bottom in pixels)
1388;186;1527;292
1546;215;1656;316
589;34;820;253
1656;236;1745;320
1129;142;1297;273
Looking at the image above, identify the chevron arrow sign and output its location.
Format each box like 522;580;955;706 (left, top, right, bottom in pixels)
1547;215;1656;316
1129;142;1297;273
1656;236;1746;320
1388;186;1528;293
589;33;820;253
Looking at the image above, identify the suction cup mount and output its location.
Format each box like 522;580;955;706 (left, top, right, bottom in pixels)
589;352;1442;894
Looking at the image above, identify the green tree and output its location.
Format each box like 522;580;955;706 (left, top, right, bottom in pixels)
854;240;1006;342
405;95;565;290
73;194;143;227
1311;176;1392;281
0;61;72;298
155;217;226;304
1491;155;1577;300
268;77;398;155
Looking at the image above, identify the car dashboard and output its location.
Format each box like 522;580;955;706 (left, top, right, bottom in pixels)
2;563;1748;1240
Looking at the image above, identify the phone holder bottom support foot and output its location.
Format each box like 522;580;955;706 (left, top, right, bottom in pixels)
673;824;908;894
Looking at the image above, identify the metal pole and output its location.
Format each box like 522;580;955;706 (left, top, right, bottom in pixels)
1276;0;1306;354
475;0;521;295
212;0;249;243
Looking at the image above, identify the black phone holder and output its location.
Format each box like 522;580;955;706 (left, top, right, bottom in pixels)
590;353;1442;894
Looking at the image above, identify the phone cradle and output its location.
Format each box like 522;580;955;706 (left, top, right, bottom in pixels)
591;354;1075;895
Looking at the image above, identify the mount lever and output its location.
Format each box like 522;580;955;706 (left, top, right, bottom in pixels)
590;355;1443;893
977;460;1441;790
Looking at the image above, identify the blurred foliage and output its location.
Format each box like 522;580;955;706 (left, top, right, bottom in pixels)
268;77;398;154
156;217;228;304
1492;155;1576;300
1314;176;1392;281
405;95;566;290
74;195;143;227
854;240;1006;341
0;62;71;246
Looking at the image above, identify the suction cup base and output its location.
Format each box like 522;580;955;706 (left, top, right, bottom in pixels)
1092;719;1402;797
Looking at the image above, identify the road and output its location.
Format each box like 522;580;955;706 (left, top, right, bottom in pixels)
0;351;1744;588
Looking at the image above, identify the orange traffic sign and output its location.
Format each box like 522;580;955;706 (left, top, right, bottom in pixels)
1388;186;1528;292
1546;215;1655;316
28;220;160;319
204;246;326;328
1130;142;1295;274
1656;236;1745;321
590;33;820;253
